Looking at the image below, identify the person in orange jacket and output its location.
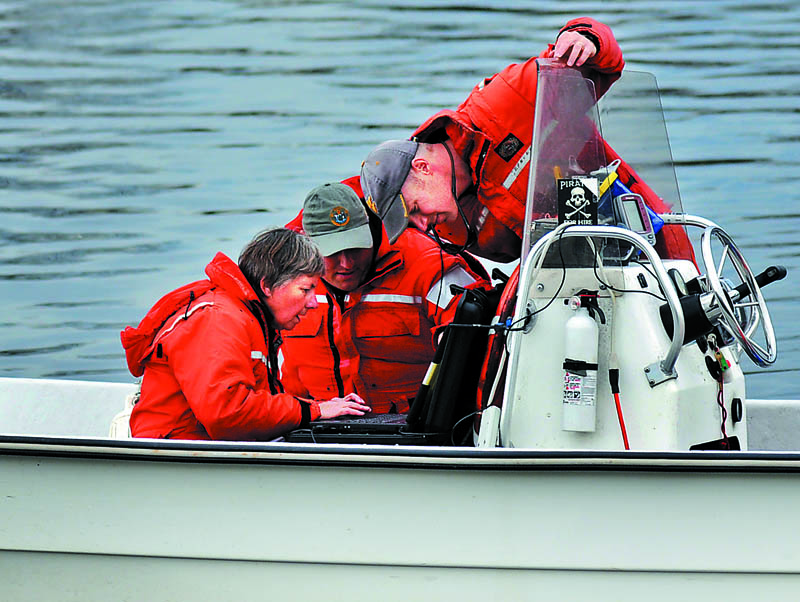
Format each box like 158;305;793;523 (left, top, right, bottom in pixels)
281;182;489;414
359;17;693;263
121;228;370;440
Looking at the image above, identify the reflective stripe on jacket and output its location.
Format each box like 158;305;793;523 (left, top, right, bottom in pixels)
280;228;487;414
124;252;320;440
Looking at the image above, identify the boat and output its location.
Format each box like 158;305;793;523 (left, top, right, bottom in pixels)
2;60;799;600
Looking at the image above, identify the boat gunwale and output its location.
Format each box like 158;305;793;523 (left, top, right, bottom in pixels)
2;434;800;472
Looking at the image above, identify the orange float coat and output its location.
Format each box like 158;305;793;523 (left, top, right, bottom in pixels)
121;252;320;440
280;227;487;414
411;17;693;262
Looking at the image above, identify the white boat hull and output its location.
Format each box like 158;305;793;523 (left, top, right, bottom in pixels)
3;437;800;600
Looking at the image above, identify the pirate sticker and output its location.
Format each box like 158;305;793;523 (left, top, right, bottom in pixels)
557;177;598;225
329;206;350;227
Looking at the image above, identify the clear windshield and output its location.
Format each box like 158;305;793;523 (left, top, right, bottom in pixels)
597;66;682;212
522;59;684;260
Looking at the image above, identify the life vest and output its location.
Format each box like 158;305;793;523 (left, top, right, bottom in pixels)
120;279;214;377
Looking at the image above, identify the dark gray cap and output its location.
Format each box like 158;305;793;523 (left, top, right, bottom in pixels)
360;139;419;244
302;183;373;257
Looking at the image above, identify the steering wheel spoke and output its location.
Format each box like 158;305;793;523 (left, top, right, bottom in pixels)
750;339;771;358
716;244;730;277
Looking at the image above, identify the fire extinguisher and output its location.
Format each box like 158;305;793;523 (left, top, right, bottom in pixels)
562;291;604;432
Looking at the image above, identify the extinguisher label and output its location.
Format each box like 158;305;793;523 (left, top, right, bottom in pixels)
563;370;597;406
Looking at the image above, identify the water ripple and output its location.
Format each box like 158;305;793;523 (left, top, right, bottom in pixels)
0;229;139;245
1;242;178;266
0;206;152;218
0;342;86;358
0;267;159;281
0;0;798;395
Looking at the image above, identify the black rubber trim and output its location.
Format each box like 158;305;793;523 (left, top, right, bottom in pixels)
299;401;311;428
558;24;600;53
473;139;491;184
3;435;800;473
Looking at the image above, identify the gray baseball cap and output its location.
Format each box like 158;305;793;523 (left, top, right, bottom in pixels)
360;139;419;244
302;183;374;257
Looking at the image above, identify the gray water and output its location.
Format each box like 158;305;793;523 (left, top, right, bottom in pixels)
1;0;799;400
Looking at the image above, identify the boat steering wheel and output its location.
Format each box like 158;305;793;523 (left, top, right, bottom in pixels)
700;225;777;366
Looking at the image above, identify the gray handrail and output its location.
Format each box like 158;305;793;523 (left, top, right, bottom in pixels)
519;222;686;385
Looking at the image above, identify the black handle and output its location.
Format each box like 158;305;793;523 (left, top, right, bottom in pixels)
732;265;787;301
491;268;510;285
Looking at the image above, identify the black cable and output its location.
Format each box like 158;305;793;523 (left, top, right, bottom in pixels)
631;258;661;284
530;223;570;318
717;384;730;446
434;225;571;345
501;225;570;353
591;242;667;302
433;243;445;322
450;409;482;446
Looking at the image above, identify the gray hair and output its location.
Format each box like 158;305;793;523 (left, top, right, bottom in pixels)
238;227;323;295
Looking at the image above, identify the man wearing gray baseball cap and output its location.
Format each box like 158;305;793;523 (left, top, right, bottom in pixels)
281;181;488;415
360;17;628;264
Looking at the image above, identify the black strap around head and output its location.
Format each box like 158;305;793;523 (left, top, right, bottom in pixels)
429;142;478;256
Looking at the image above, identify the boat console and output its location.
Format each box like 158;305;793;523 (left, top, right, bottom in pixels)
483;62;784;451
